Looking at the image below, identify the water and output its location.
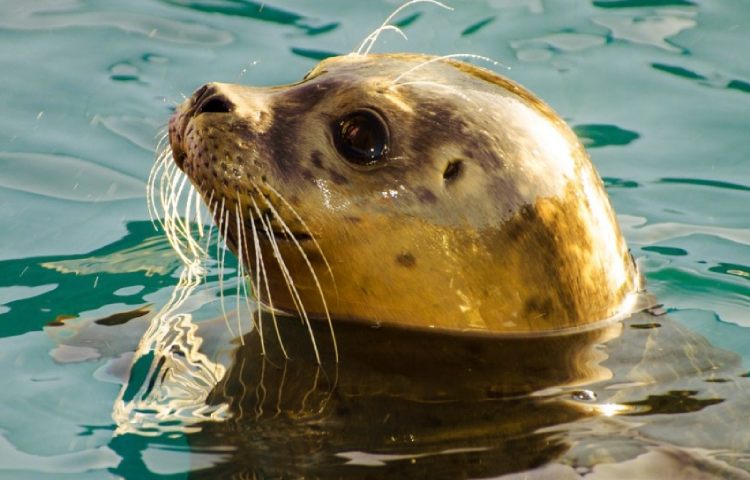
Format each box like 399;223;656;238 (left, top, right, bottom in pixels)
0;0;749;478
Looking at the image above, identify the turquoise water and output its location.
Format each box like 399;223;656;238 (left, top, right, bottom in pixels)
1;0;749;478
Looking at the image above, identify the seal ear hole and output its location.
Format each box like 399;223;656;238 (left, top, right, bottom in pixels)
443;159;464;183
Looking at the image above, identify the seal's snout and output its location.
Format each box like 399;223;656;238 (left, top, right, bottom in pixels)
168;83;236;171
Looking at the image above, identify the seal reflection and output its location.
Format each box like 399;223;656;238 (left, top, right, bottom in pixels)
186;315;621;479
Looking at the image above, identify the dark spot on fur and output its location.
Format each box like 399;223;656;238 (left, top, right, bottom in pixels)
266;79;338;179
329;170;348;185
300;168;316;181
504;204;536;243
396;253;416;268
415;186;437;204
487;175;523;211
411;99;470;156
344;216;361;223
523;296;553;317
311;150;324;169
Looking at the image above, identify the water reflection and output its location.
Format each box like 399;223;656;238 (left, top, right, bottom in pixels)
175;307;750;478
189;316;617;478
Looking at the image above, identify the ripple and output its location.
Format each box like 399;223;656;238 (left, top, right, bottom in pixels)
658;177;750;192
620;215;750;247
0;284;59;314
652;63;750;96
593;0;696;7
642;245;689;256
593;10;696;53
0;152;144;202
0;431;119;474
603;177;641;189
728;80;750;94
646;267;750;328
108;62;141;83
461;16;496;37
160;0;339;36
652;62;706;81
95;116;164;152
0;1;232;45
393;12;422;28
290;47;339;61
709;263;750;282
488;0;544;14
574;124;640;148
511;32;605;62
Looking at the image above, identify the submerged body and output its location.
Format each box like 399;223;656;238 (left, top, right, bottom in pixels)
168;53;639;335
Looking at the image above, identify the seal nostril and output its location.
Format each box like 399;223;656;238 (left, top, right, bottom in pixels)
196;96;234;115
192;85;209;106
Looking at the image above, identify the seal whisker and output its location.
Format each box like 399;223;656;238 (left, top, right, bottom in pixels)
260;208;322;365
234;207;247;346
250;197;319;363
391;53;506;85
249;201;287;359
259;190;339;362
161;162;184;258
179;184;206;260
200;199;217;280
182;185;199;253
202;191;218;266
240;203;267;356
356;0;453;56
155;129;169;152
184;187;195;248
161;169;192;264
146;162;162;231
263;183;338;291
166;172;192;253
147;143;170;231
150;148;173;229
356;26;409;56
218;206;236;338
194;186;205;239
395;79;476;106
250;198;305;319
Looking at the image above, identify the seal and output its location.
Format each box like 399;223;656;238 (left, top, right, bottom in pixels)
167;53;639;335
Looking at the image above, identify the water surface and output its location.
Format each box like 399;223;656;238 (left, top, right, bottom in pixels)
0;0;749;478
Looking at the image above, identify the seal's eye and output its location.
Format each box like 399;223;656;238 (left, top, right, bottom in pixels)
334;110;389;166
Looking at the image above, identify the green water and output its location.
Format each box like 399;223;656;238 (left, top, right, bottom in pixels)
1;0;749;478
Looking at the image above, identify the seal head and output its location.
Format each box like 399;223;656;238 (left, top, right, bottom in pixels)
168;53;638;334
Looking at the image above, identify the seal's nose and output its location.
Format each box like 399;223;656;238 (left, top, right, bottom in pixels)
191;83;235;116
169;83;237;171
